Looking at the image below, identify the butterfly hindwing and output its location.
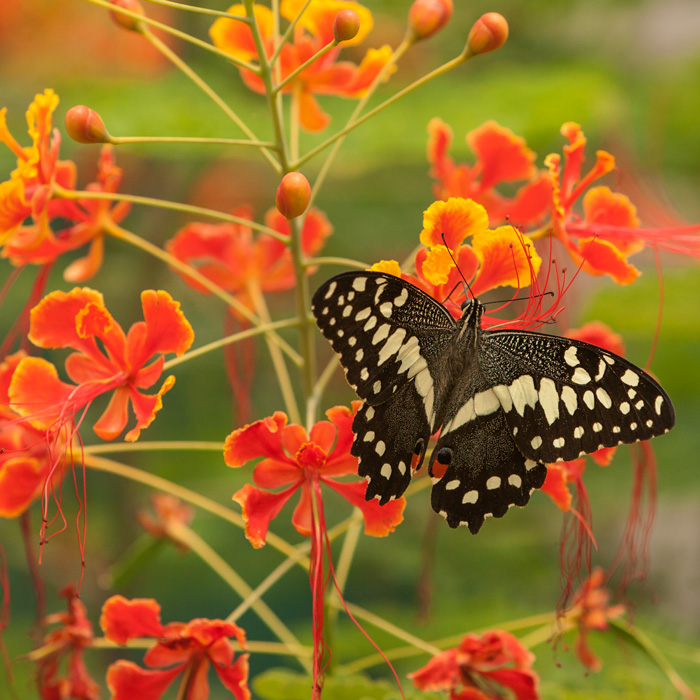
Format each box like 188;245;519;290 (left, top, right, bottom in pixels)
478;331;675;464
429;407;547;533
351;388;431;504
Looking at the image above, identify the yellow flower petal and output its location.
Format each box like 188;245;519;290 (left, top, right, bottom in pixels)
370;259;401;277
420;197;489;250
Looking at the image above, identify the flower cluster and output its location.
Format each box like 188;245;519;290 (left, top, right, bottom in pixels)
0;89;128;281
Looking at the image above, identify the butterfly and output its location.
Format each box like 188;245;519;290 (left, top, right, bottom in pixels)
311;271;675;533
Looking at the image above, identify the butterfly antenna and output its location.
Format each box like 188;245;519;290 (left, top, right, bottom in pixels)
441;233;475;300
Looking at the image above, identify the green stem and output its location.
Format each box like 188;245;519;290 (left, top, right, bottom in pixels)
163;317;302;371
140;22;281;172
273;39;339;94
109;136;276;148
293;49;473;171
54;184;285;239
84;441;223;454
228;542;311;623
141;0;254;19
82;0;258;71
307;256;369;270
83;454;305;561
247;281;301;424
167;521;311;672
610;619;698;700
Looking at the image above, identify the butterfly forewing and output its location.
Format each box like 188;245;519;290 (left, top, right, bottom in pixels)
312;271;457;499
479;331;675;464
312;270;675;531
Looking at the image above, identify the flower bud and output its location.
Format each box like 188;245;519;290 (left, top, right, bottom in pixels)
333;10;361;43
65;106;110;144
408;0;453;41
276;172;311;219
109;0;146;32
466;12;509;56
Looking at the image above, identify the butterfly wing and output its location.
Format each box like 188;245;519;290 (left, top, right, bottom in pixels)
312;271;457;503
427;367;547;533
479;330;675;463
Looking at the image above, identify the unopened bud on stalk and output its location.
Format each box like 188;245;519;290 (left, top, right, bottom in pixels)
276;172;311;219
334;10;361;43
109;0;146;32
466;12;509;56
65;106;110;144
408;0;453;41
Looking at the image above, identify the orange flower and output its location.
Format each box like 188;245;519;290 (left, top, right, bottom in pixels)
9;288;193;443
0;90;129;278
166;205;332;310
375;198;543;322
224;403;405;548
101;596;250;700
210;1;393;132
0;352;65;518
30;585;100;700
427;118;553;226
563;568;625;671
409;630;539;700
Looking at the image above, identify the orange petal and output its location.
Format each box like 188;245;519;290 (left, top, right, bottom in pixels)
470;226;541;297
370;259;402;276
466;120;537;190
291;482;313;537
28;287;106;350
232;483;300;548
574;237;640;285
106;661;183;700
0;456;46;518
541;464;572;512
421;245;455;286
209;4;272;62
298;90;331;132
124;375;176;442
100;596;164;643
420;197;489;250
324;479;405;536
131;290;194;362
93;386;130;441
223;412;289;467
567;321;625;357
283;0;373;47
342;45;395;97
63;235;105;282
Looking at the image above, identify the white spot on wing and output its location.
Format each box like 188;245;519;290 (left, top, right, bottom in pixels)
621;369;639;386
323;281;337;299
462;490;479;504
508;474;522;488
561;385;577;415
380;463;392;479
377;328;407;366
571;366;591;384
352;277;367;292
564;346;579;367
474;389;500;416
538;377;560;425
486;476;501;490
596;387;612;409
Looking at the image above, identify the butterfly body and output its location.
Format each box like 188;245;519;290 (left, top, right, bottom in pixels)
312;271;674;533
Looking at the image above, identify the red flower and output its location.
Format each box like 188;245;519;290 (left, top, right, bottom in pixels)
223;403;405;548
30;585;100;700
372;198;547;326
8;287;194;442
0;90;129;278
409;629;539;700
427;118;553;227
563;568;625;671
0;351;67;518
101;596;250;700
137;493;195;552
210;1;393;132
166;205;332;311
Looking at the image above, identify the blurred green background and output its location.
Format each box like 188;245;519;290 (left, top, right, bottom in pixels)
1;0;699;698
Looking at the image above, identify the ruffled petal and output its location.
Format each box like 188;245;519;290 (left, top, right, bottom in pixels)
342;46;395;97
408;648;461;691
106;660;183;700
574;236;640;285
92;386;130;441
470;226;541;297
209;4;272;62
100;596;165;644
0;456;46;517
233;482;301;548
214;654;251;700
223;411;289;467
324;480;405;536
124;375;176;442
420;197;489;250
466;120;537;190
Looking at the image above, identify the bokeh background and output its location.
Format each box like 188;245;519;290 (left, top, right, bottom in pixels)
1;0;699;697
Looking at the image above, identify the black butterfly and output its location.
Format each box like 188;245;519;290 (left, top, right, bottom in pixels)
311;271;675;533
